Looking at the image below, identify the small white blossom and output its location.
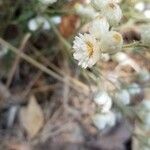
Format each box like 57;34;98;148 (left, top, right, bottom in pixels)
141;26;150;47
128;83;141;96
91;0;110;11
39;0;57;5
73;33;100;68
50;16;61;24
75;3;98;19
112;52;129;63
115;89;130;105
100;31;123;53
89;16;109;39
92;111;116;130
28;16;50;31
94;91;112;112
144;10;150;18
135;2;145;12
101;2;122;26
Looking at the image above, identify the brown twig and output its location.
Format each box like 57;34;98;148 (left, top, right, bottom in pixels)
6;33;31;88
0;38;90;95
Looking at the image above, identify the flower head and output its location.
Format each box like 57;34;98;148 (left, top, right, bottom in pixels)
75;3;98;19
92;111;116;130
91;0;111;11
89;16;109;39
101;2;122;26
94;91;112;112
73;33;100;68
115;89;130;105
100;31;123;53
28;16;50;31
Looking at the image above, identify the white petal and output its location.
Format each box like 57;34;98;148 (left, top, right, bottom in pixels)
89;16;109;39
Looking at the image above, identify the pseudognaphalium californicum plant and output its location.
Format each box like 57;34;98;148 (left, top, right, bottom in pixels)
72;0;150;148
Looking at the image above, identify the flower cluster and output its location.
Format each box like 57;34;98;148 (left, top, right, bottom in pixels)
73;0;123;68
92;91;116;131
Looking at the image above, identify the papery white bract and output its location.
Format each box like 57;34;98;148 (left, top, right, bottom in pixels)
92;111;116;130
28;16;50;31
101;2;122;26
127;83;141;96
75;3;98;19
115;89;130;105
73;33;100;68
39;0;57;5
100;31;123;53
94;91;112;112
91;0;110;11
50;16;61;24
89;16;109;39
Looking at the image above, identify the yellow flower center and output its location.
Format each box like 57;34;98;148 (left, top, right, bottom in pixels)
86;41;94;57
113;33;122;43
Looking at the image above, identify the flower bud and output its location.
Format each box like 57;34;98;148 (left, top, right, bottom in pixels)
75;3;98;19
89;16;109;39
100;31;123;53
101;2;122;26
94;91;112;113
92;111;116;130
115;89;130;105
91;0;110;11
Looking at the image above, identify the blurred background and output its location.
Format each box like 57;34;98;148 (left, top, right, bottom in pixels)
0;0;150;150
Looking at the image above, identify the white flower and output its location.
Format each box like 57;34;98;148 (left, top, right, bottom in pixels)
94;91;112;112
39;0;57;5
100;31;123;53
141;26;150;47
135;2;145;12
112;52;129;63
115;89;130;105
127;83;141;96
28;16;50;31
92;111;116;130
75;3;98;19
101;2;122;26
50;16;61;24
91;0;110;11
144;10;150;18
89;16;109;39
91;0;122;11
73;33;100;68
